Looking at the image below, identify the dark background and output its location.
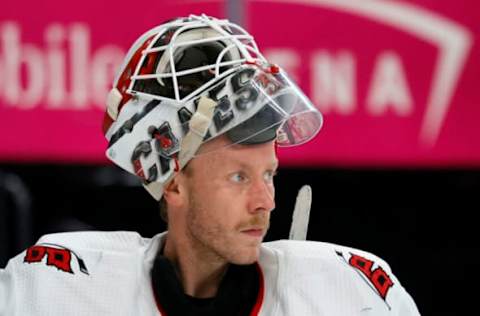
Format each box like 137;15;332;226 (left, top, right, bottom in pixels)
1;164;478;315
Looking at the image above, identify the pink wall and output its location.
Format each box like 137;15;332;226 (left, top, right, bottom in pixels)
1;0;478;167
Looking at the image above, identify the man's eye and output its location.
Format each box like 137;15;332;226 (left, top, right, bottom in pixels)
231;173;246;183
264;170;278;182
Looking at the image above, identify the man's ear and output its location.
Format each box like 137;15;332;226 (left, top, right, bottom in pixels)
163;174;186;208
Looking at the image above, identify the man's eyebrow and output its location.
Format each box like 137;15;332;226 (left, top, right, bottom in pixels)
271;160;279;169
228;158;279;170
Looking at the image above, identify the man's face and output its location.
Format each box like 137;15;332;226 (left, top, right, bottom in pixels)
180;137;277;265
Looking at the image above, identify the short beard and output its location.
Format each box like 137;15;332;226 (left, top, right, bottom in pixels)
186;192;228;264
185;191;268;265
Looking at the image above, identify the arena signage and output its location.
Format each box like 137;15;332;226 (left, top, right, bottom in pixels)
0;0;478;166
250;0;478;166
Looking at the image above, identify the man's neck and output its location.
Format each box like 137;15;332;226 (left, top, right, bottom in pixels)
163;233;228;298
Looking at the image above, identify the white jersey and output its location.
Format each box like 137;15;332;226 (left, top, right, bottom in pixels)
0;231;420;315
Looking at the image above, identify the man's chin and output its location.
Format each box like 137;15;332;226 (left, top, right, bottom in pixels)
228;246;261;265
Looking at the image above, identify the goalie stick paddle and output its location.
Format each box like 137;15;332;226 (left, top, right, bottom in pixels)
289;185;312;241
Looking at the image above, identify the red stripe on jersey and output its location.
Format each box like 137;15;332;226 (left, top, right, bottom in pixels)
250;263;265;316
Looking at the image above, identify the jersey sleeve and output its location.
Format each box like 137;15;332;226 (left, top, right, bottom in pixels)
377;257;420;315
0;231;153;316
0;253;21;315
0;234;96;315
263;240;421;315
0;269;7;314
335;246;421;315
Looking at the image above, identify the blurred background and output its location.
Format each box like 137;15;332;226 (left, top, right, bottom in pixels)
1;0;479;314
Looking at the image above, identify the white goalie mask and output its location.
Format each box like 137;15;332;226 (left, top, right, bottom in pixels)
103;14;323;200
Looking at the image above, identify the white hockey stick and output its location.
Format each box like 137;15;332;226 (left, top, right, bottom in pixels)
289;185;312;241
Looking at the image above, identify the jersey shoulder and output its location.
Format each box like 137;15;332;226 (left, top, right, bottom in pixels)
262;239;394;279
0;231;161;315
5;230;152;274
260;240;420;315
36;230;151;252
263;239;388;266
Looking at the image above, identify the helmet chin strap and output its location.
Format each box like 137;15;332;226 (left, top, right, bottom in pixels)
178;96;217;169
289;185;313;241
143;96;217;201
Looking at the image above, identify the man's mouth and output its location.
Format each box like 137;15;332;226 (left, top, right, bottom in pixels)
240;228;265;238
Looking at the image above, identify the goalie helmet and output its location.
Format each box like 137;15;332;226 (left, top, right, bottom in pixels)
103;14;323;200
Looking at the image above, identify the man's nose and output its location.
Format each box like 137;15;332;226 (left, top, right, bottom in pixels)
247;178;275;214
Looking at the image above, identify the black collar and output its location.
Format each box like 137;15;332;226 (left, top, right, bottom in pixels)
151;254;261;316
